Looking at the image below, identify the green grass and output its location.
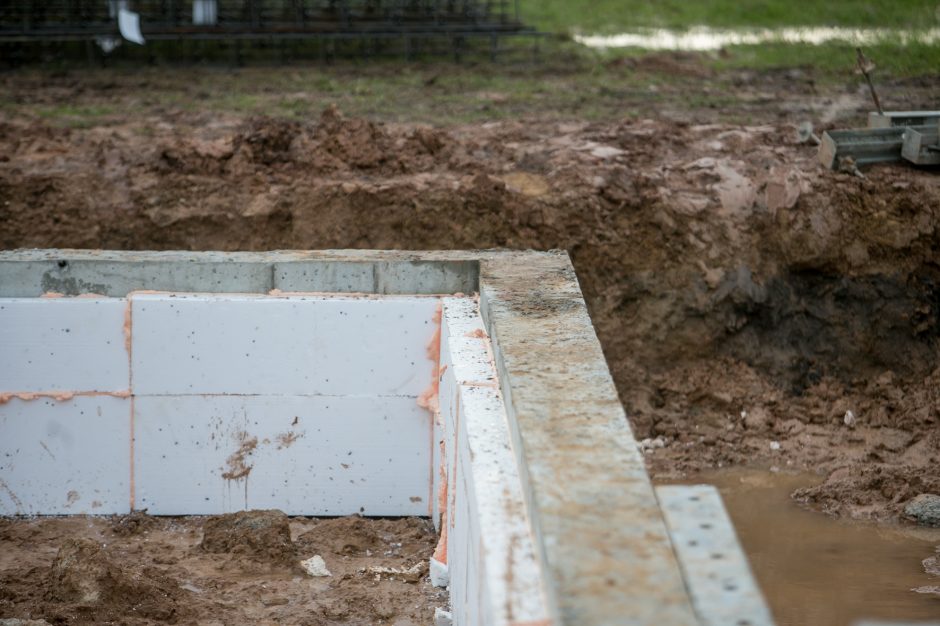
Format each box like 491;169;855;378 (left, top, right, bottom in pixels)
34;104;116;127
3;1;937;129
520;0;940;34
714;39;940;75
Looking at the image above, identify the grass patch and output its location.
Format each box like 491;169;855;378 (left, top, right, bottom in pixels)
520;0;940;34
34;104;115;127
714;39;940;77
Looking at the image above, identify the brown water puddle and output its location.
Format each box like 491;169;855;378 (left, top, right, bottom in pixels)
661;468;940;626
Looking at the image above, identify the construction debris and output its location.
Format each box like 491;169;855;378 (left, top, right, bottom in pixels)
868;111;940;128
300;555;332;577
361;561;428;583
817;50;939;171
901;126;940;166
855;48;883;115
819;123;939;170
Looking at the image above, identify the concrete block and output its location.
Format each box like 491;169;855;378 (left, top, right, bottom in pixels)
656;484;775;626
133;394;430;515
273;261;377;293
0;298;128;392
131;294;439;397
375;261;479;295
441;297;485;337
0;258;274;297
0;395;130;515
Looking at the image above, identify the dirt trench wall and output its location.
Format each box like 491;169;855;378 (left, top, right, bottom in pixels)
2;110;940;521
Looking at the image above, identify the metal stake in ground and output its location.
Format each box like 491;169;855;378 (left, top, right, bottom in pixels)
856;47;883;115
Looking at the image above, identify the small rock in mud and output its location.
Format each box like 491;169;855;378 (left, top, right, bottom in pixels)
300;554;331;577
904;494;940;528
47;537;180;621
924;551;940;577
200;509;296;565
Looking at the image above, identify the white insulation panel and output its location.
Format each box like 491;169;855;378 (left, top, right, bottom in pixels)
1;292;443;517
0;298;128;392
0;395;130;515
438;297;550;626
134;394;431;515
131;294;438;396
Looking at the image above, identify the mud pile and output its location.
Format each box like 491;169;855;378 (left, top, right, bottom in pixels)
0;514;441;625
46;538;182;623
200;509;296;568
2;107;939;521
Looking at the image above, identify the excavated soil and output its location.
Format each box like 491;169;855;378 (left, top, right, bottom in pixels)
0;512;442;625
2;72;940;527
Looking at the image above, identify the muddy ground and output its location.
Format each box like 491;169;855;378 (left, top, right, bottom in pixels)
1;63;939;524
0;511;442;625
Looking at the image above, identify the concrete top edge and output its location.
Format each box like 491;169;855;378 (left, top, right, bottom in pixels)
0;248;568;298
0;248;563;263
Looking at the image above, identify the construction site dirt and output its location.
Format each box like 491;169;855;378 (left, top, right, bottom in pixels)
1;65;939;529
0;512;442;625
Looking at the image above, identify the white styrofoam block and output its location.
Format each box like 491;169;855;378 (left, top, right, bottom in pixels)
430;557;450;588
440;296;551;626
134;394;431;515
446;336;497;387
0;298;129;392
441;297;485;337
131;294;439;397
0;395;130;515
434;315;457;530
459;384;549;625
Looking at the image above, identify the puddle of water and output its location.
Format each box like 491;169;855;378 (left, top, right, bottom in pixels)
662;468;940;626
575;27;940;50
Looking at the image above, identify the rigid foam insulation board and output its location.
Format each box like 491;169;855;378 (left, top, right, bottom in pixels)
438;297;551;626
0;297;128;393
1;292;444;516
0;395;131;515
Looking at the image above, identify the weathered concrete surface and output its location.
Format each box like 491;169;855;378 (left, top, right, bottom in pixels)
479;252;698;626
0;248;698;626
0;250;477;297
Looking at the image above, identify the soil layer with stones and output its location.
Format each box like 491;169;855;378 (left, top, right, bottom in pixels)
2;71;940;524
0;511;442;625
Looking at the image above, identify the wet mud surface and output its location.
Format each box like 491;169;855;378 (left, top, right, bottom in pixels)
667;469;940;626
0;511;442;625
2;71;940;526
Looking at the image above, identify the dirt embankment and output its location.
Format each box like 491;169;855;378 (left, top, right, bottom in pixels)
0;511;441;625
2;106;939;522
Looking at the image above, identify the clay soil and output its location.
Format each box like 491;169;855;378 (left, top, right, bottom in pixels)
0;511;443;625
1;62;940;527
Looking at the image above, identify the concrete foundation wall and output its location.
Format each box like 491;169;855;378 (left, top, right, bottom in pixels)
0;249;709;626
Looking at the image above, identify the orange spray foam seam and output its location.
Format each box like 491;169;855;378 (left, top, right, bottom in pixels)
0;390;131;404
432;438;449;565
420;302;443;516
126;297;134;511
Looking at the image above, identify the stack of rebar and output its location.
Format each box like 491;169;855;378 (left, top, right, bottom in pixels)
0;0;531;43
